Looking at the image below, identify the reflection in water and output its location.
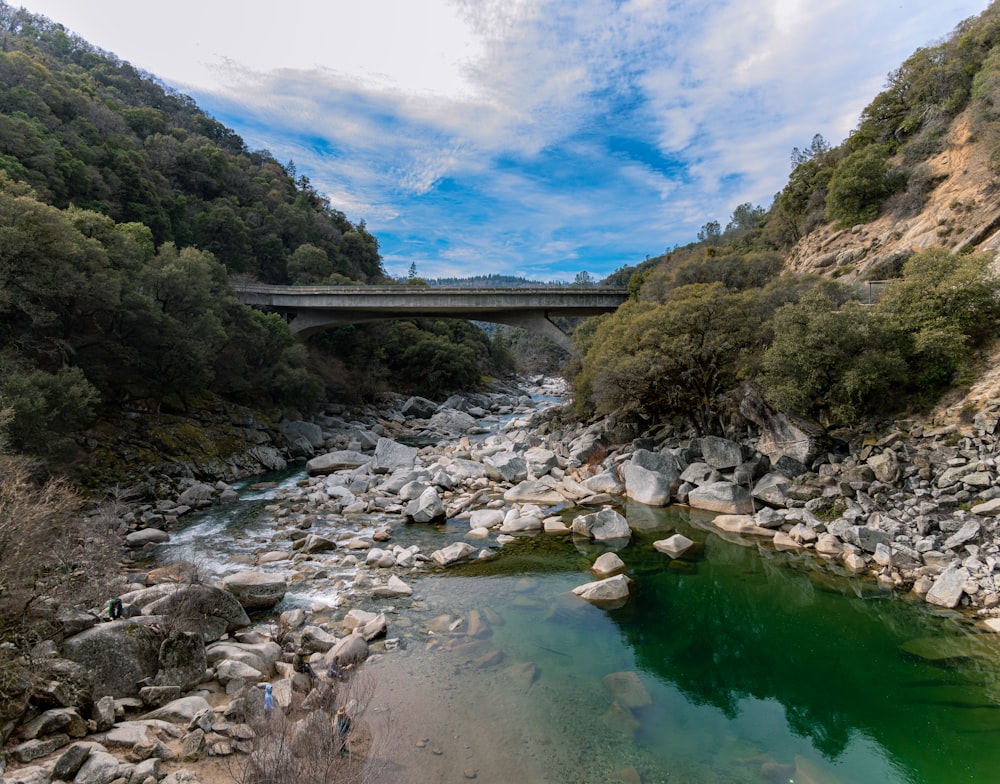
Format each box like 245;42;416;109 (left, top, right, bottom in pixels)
444;504;1000;783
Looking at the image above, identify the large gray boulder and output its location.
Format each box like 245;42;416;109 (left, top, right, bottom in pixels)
572;574;631;605
571;508;631;542
687;481;754;514
752;472;791;508
739;386;827;466
282;420;324;449
524;447;559;477
484;452;528;483
401;396;439;419
697;436;745;470
925;565;970;609
431;541;478;567
154;631;206;690
503;480;566;505
405;486;446;523
141;584;251;642
622;463;676;506
125;528;170;548
306;450;369;476
62;618;163;698
373;438;419;474
220;571;288;611
427;408;477;433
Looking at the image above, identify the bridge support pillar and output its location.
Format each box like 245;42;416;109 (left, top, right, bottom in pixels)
493;312;578;356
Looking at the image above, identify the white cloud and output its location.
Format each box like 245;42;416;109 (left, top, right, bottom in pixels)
14;0;995;279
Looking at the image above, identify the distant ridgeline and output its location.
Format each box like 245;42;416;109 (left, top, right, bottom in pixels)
428;274;570;288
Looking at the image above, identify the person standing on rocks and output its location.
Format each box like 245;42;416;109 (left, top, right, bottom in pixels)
264;683;274;715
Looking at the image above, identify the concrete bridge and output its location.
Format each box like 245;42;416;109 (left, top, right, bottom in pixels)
232;284;629;353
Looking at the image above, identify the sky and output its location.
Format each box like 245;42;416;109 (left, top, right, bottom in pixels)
14;0;994;282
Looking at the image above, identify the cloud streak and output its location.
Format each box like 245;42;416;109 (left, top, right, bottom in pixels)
16;0;994;280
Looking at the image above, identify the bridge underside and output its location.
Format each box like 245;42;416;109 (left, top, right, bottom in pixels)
289;309;582;353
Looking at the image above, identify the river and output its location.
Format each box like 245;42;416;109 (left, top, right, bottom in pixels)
153;408;1000;784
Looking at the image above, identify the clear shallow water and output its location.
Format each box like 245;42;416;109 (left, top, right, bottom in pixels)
159;472;1000;783
375;506;1000;784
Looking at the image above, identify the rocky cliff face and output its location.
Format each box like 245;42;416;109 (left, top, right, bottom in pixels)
786;110;1000;422
788;113;1000;283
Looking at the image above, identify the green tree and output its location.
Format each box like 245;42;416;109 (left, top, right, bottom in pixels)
876;248;1000;390
576;283;767;434
760;290;909;426
287;243;333;284
825;145;904;225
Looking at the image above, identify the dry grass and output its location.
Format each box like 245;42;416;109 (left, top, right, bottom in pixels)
229;672;393;784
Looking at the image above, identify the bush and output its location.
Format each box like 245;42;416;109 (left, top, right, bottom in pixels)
826;145;906;225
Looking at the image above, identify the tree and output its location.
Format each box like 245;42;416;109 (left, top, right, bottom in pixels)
760;290;909;426
876;248;1000;390
576;283;768;434
287;243;333;284
572;271;595;287
697;220;722;245
825;145;905;225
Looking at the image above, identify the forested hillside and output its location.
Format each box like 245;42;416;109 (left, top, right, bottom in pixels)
578;1;1000;436
0;3;513;461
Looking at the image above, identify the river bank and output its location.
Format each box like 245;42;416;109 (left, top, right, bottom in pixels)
5;377;1000;784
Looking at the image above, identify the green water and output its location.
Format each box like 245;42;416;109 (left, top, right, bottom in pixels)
386;502;1000;784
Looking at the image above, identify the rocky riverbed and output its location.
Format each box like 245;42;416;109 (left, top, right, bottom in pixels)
5;377;1000;784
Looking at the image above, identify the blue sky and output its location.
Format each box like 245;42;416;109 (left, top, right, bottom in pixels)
16;0;993;281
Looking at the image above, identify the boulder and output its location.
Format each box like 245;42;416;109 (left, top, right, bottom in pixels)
485;452;529;483
176;482;215;507
739;386;827;466
125;528;170;548
622;463;676;506
220;572;288;611
469;509;505;529
751;472;791;508
431;541;478;567
328;634;369;666
373;438;419;474
581;470;624;495
401;396;439;419
142;695;213;725
687;482;754;514
405;486;446;523
215;659;264;685
282;420;324;448
572;574;631;605
300;533;337;554
926;565;970;609
503;480;566;505
712;515;774;536
62;618;163;698
306;450;369;476
524;447;559;477
653;533;695;557
698;436;744;470
20;707;87;740
141;584;250;642
572;508;631;542
74;749;124;784
154;631;206;690
372;574;413;599
427;409;477;433
591;552;626;577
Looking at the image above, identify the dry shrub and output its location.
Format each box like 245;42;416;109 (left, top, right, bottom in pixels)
0;455;122;641
231;673;391;784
